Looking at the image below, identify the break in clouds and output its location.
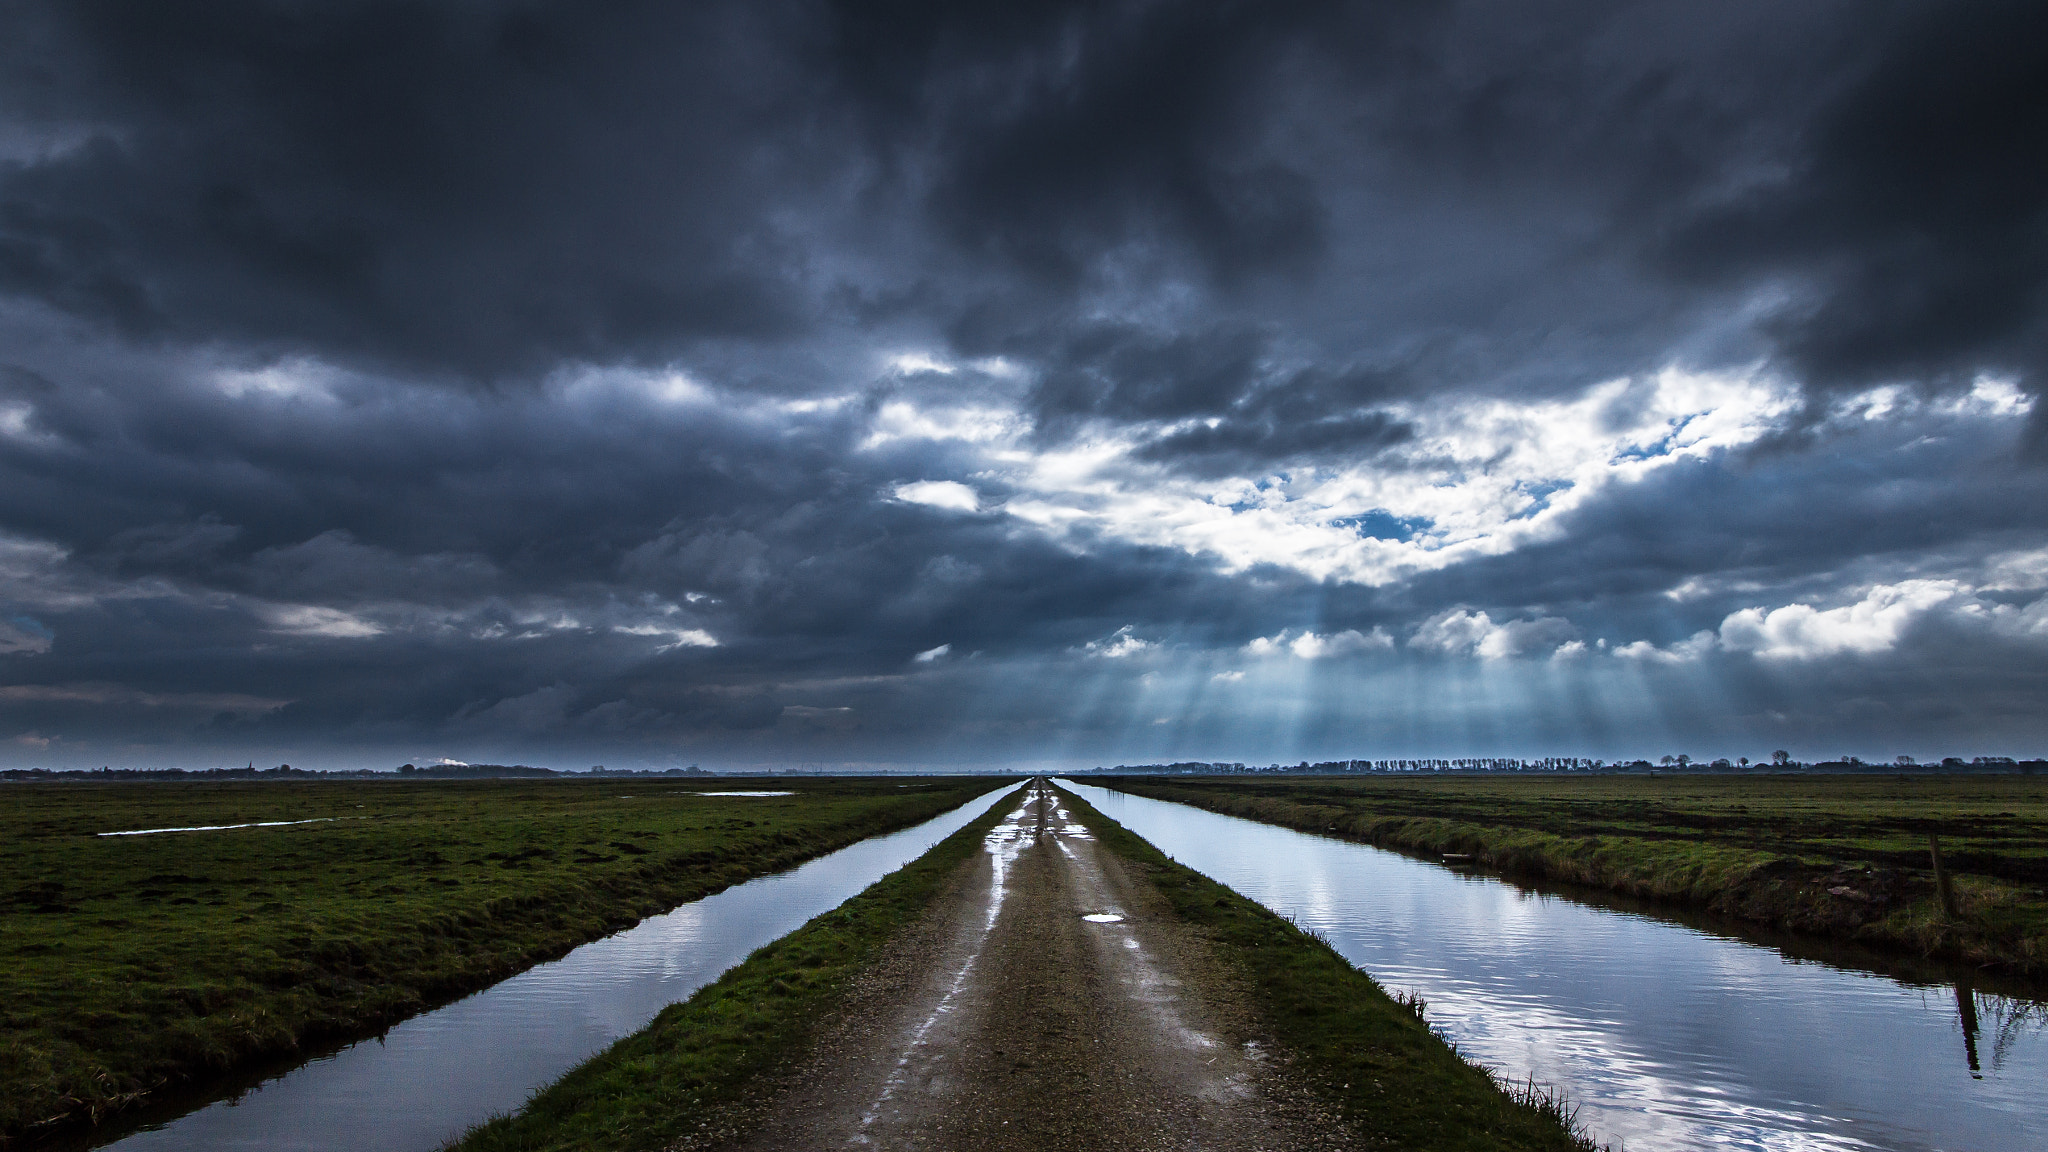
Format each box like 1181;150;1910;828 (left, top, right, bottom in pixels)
0;0;2044;769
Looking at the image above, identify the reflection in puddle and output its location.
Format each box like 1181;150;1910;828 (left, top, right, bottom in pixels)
1082;913;1125;923
853;785;1053;1141
1060;780;2048;1152
693;790;797;797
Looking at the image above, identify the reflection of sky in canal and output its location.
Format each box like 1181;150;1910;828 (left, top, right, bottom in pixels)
99;784;1021;1152
1060;781;2045;1152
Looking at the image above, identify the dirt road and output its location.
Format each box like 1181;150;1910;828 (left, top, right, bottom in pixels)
726;779;1353;1151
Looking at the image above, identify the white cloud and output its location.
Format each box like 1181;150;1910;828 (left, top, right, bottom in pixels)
1084;625;1154;658
1246;628;1394;659
612;623;719;651
913;643;952;662
262;604;384;638
1408;609;1576;659
969;366;1810;587
1717;580;1962;660
892;480;981;512
1211;669;1245;682
1615;571;2048;664
1613;630;1720;664
864;402;1022;450
1981;547;2048;592
213;357;342;403
887;352;956;375
0;400;47;443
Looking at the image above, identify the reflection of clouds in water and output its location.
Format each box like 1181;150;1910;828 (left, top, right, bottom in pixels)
1059;781;2047;1152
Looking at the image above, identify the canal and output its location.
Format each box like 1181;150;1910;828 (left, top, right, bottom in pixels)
1060;779;2046;1152
86;783;1023;1152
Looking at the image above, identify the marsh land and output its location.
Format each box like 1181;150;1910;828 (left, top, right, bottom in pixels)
0;775;995;1143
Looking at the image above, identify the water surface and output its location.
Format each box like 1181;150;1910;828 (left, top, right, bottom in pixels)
1059;780;2047;1152
95;783;1021;1152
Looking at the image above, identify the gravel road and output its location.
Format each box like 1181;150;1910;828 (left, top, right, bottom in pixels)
716;779;1355;1151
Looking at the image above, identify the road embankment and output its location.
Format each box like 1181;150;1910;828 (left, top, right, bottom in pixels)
1102;777;2048;978
453;781;1592;1152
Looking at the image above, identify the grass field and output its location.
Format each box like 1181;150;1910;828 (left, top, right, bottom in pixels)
0;775;998;1144
1103;773;2048;977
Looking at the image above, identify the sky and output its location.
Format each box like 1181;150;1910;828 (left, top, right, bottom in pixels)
0;0;2045;772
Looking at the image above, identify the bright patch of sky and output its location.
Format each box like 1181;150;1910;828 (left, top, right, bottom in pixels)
869;365;1800;586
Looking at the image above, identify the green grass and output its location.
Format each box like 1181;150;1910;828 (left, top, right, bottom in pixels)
1102;774;2048;976
0;775;1001;1143
1053;784;1594;1152
446;785;1024;1152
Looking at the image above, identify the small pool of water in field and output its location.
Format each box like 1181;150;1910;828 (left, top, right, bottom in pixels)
692;790;797;797
87;783;1021;1152
1058;780;2048;1152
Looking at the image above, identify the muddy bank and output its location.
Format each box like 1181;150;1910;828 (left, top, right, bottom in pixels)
1104;778;2048;978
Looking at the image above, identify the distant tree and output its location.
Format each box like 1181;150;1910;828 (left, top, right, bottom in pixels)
1660;755;1675;766
1675;754;1691;768
1738;756;1750;767
1895;755;1916;767
1771;749;1791;766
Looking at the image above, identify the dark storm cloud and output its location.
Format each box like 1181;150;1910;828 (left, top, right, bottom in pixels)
1660;0;2048;395
0;0;829;378
1024;321;1271;424
0;0;2044;766
5;1;2036;400
0;344;1317;759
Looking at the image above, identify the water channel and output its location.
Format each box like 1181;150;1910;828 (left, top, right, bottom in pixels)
1058;780;2046;1152
89;783;1022;1152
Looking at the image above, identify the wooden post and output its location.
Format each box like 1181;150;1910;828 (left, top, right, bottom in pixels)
1928;833;1960;919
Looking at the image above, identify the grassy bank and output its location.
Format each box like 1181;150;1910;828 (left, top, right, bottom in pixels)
1054;784;1593;1152
446;784;1025;1152
1102;774;2048;977
0;776;1000;1144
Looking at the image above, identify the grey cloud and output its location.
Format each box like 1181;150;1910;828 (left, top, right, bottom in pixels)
0;1;2044;766
1657;0;2048;394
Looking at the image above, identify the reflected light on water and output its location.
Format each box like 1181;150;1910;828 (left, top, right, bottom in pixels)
96;784;1022;1152
1059;780;2047;1152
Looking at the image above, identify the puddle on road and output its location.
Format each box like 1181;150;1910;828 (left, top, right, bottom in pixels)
692;790;796;797
1081;913;1125;923
855;787;1045;1142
